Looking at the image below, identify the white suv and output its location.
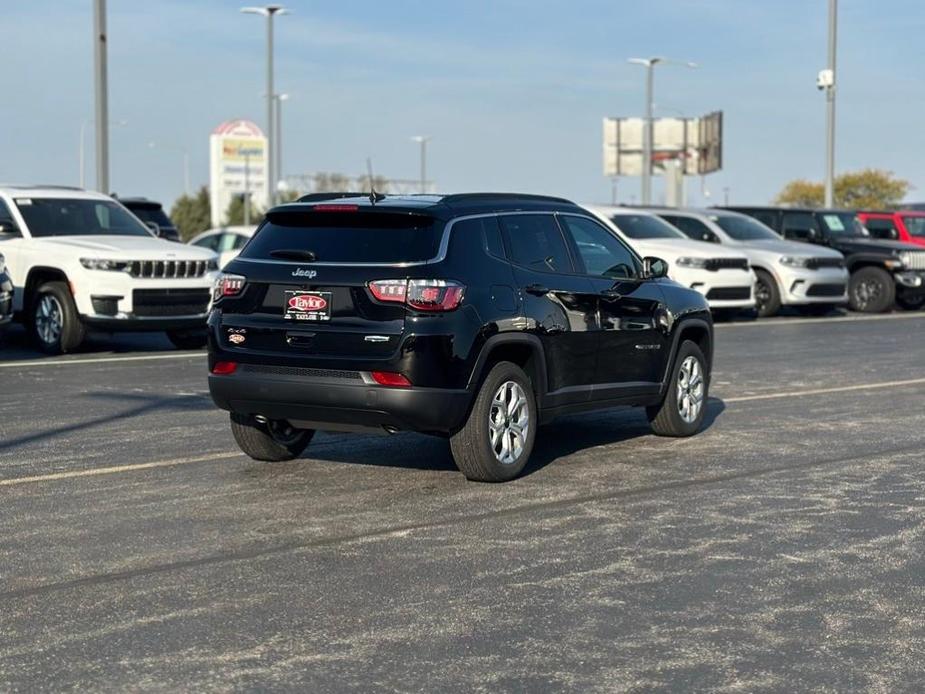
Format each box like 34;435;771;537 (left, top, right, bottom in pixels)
0;186;218;354
586;206;756;313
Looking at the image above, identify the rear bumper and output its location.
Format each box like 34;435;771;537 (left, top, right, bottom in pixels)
209;370;472;435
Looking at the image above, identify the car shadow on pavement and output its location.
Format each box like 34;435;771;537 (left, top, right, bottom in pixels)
0;324;185;361
300;398;727;480
0;390;214;454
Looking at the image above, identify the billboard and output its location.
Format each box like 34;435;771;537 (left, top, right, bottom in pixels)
209;119;268;226
603;111;723;177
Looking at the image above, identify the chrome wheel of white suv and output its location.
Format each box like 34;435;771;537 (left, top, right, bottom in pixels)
34;294;63;346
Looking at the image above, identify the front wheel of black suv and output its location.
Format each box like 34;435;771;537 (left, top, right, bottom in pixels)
166;328;208;350
230;413;315;462
647;340;709;437
849;267;895;313
450;361;537;482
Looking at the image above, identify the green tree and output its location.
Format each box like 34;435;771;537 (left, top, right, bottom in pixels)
169;186;211;241
223;194;263;226
775;169;910;209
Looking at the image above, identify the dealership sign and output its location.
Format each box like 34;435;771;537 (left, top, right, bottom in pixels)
209;119;268;226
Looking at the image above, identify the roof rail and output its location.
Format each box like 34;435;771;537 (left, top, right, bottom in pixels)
4;184;87;191
296;192;370;203
441;192;573;206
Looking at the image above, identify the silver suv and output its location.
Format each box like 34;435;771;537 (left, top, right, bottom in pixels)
652;208;849;317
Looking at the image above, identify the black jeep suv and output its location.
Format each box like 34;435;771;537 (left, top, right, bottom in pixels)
208;193;714;482
722;206;925;312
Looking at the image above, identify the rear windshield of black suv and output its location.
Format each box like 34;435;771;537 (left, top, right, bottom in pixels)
240;210;443;264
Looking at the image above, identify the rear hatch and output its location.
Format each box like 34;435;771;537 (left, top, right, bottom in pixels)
216;206;446;359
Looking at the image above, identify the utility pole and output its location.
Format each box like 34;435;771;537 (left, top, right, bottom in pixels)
823;0;838;207
93;0;109;193
241;5;287;208
243;152;251;225
411;136;431;193
275;93;288;190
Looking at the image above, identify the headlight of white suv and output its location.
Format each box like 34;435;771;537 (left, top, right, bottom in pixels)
779;256;810;268
675;257;709;268
79;258;131;272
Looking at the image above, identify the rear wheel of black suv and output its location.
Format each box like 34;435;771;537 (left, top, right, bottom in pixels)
450;361;537;482
849;266;895;313
647;340;709;437
230;413;315;462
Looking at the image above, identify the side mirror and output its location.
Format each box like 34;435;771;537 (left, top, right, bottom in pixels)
0;220;20;237
643;256;669;279
144;221;161;235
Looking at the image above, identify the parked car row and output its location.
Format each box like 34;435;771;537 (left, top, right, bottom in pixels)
0;185;218;353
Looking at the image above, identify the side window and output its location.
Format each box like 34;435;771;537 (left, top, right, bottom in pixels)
781;212;818;240
864;218;898;240
560;215;639;279
95;204;112;230
751;210;778;230
452;217;505;259
499;214;572;274
217;233;239;253
663;215;718;243
194;233;221;251
232;233;250;250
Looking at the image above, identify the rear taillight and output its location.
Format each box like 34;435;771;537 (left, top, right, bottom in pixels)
370;371;412;388
211;361;238;375
368;279;465;312
213;273;246;302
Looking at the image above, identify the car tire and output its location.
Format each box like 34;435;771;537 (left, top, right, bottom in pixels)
896;294;925;311
166;328;208;350
754;269;782;318
849;266;895;313
31;281;85;355
647;340;709;437
450;361;537;482
230;412;314;462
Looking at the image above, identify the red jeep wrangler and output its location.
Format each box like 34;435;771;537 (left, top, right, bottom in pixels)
858;211;925;248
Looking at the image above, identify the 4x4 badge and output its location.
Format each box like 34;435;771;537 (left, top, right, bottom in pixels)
292;268;317;278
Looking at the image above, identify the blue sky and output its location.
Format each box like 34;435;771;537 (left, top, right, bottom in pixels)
3;0;924;210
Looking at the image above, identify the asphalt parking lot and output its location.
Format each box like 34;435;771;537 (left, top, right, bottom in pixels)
1;313;924;691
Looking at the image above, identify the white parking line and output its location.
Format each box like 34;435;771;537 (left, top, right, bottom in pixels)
0;451;241;487
0;352;205;369
716;312;925;329
722;377;925;403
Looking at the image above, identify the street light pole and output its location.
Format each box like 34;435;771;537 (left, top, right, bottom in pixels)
242;5;287;208
275;93;288;191
411;136;431;193
93;0;110;193
824;0;838;208
628;57;697;206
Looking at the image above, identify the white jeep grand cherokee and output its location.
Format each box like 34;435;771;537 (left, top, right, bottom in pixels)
0;185;218;354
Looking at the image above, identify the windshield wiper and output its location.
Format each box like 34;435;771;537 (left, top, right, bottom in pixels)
270;249;317;262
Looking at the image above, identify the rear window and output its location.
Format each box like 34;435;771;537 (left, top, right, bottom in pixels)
240;211;443;264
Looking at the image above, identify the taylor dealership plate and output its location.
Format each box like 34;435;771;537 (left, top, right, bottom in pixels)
284;290;332;322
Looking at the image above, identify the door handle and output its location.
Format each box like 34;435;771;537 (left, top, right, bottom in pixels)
599;289;623;302
524;284;549;296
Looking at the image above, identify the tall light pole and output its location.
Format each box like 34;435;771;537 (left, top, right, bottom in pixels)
822;0;838;207
274;93;289;191
241;5;287;209
411;136;431;193
80;119;126;188
148;141;190;195
628;57;697;205
93;0;110;193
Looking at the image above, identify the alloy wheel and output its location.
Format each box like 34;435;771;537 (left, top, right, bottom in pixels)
34;294;63;346
854;279;881;311
488;380;530;465
676;356;704;424
755;278;771;312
